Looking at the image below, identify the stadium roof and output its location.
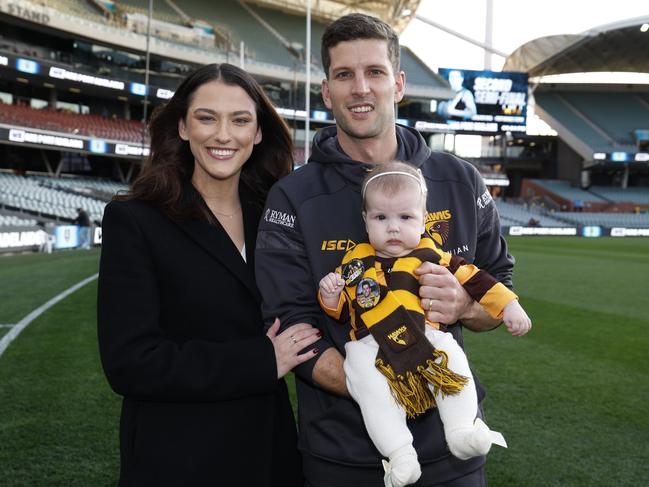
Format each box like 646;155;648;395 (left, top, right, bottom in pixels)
244;0;420;33
503;15;649;76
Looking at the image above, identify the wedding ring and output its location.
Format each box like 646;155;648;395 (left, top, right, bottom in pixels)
427;299;433;311
291;335;297;344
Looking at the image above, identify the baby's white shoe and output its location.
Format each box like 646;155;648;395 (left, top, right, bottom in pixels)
446;418;507;460
383;445;421;487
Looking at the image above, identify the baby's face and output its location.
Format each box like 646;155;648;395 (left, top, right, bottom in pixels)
363;183;425;258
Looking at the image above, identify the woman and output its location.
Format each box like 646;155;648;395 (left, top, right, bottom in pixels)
97;63;319;487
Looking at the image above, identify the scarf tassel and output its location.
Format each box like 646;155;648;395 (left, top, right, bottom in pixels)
375;350;469;419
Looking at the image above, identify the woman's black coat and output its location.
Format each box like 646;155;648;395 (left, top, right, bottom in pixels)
97;194;301;487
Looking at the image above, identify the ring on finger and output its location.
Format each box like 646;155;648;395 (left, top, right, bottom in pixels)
427;299;433;311
290;335;297;344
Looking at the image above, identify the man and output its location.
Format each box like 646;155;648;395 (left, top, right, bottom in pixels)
75;207;92;249
256;13;514;486
438;70;477;120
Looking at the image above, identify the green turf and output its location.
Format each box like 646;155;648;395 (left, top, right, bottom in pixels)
0;250;120;486
0;250;101;323
468;237;649;486
0;238;648;486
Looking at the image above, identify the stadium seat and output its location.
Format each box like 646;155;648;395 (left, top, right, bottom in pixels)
555;212;649;228
495;200;569;227
588;186;649;205
0;172;127;223
528;179;607;204
0;103;147;144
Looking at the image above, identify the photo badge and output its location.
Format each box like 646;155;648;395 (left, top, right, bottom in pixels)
342;258;364;287
356;278;380;309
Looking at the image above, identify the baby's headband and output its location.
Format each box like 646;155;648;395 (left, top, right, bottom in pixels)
362;170;427;198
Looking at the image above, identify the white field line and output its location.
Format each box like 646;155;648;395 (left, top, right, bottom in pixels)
0;274;98;359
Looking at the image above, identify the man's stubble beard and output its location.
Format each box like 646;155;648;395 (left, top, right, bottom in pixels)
335;107;394;141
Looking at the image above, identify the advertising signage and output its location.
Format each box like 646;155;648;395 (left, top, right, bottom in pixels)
417;68;529;134
0;53;174;101
0;126;149;158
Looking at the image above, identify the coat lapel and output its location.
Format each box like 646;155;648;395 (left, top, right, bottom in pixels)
242;200;259;275
172;184;262;303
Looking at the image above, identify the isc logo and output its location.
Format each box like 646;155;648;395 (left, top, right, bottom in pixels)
321;239;356;251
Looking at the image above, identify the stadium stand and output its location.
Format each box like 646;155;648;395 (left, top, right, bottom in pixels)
534;91;649;154
0;103;146;144
178;0;289;66
526;179;607;204
38;0;109;23
33;175;127;194
522;179;649;215
588;186;649;205
562;92;648;148
0;36;50;61
118;0;185;26
506;16;649;169
533;92;614;153
32;175;128;201
0;2;646;242
0;172;108;223
245;1;326;67
0;213;38;227
495;199;569;227
556;212;649;228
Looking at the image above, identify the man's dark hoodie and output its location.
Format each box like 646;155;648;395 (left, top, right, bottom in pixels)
256;125;514;485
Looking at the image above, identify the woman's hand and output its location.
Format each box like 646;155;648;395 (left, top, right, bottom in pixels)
266;319;320;378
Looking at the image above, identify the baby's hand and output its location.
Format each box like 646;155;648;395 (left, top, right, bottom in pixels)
319;272;345;298
502;300;532;337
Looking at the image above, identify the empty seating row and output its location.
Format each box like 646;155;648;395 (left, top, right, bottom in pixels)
528;179;607;203
0;214;38;227
118;0;185;26
534;91;648;153
552;91;649;147
555;212;649;228
495;200;570;227
588;186;649;205
0;173;107;222
37;0;109;23
0;103;146;143
33;175;128;196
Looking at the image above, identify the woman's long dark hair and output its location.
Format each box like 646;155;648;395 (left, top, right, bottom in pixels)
120;63;293;217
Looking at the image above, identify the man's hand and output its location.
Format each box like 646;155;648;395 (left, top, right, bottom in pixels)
414;262;501;331
414;262;472;324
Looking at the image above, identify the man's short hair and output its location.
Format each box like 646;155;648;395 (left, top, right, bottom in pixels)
321;13;400;78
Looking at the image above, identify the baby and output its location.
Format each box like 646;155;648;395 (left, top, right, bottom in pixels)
318;161;531;487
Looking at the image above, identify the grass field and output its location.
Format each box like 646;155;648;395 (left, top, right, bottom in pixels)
0;238;647;486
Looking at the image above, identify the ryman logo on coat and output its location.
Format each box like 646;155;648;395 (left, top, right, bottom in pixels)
264;209;296;228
